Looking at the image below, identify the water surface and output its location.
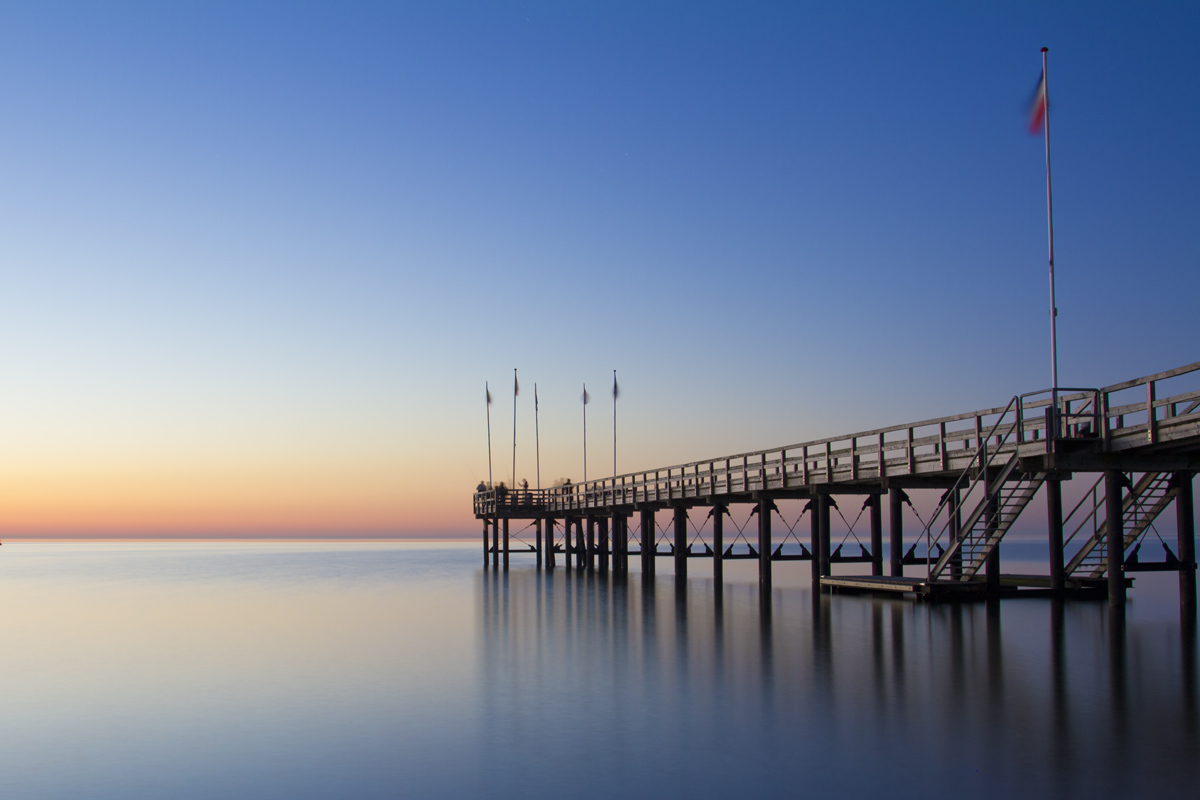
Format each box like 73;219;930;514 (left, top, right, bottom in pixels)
0;541;1195;798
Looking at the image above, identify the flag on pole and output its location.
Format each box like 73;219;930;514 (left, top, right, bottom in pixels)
1028;71;1047;134
486;385;492;405
582;387;590;405
612;373;619;400
514;372;519;396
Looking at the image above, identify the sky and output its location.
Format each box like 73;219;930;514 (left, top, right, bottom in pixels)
1;1;1197;537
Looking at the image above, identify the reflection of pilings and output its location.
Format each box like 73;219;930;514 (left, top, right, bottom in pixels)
869;494;883;576
812;586;832;697
1106;470;1127;606
890;603;906;708
890;488;905;577
949;604;965;704
640;508;655;579
986;599;1003;715
1183;598;1197;736
1050;599;1071;769
1109;604;1128;732
871;602;885;704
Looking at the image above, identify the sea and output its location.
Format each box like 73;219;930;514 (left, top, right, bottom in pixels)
0;540;1195;799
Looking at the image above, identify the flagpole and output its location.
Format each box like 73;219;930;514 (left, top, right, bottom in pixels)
582;383;588;486
1042;46;1059;434
512;368;518;489
535;384;541;491
612;370;618;482
486;381;493;488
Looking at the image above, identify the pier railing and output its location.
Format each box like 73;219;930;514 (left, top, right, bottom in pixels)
473;360;1200;516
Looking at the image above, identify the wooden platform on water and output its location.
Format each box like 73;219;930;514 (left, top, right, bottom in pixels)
822;573;1124;599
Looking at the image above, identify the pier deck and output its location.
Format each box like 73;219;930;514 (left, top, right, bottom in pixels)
473;361;1200;606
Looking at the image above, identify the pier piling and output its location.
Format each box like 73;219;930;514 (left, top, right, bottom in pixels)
889;488;904;577
1105;471;1126;606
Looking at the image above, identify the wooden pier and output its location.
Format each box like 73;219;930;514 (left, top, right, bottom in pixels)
473;361;1200;607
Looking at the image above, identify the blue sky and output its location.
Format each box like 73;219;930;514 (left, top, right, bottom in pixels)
0;2;1196;534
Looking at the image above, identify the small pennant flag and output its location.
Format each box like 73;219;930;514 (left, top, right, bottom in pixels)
612;372;619;400
486;383;492;405
582;386;590;405
514;371;519;396
534;384;538;410
1028;71;1047;134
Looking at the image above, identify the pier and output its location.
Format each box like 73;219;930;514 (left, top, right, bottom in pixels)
473;361;1200;607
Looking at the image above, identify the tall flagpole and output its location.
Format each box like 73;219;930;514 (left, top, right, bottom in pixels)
582;383;589;486
512;368;518;489
612;370;618;481
485;382;493;488
1042;46;1059;432
534;383;541;491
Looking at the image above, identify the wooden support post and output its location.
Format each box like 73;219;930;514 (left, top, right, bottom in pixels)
641;508;655;577
674;505;688;582
1175;473;1196;610
1047;478;1065;595
502;517;510;570
948;488;961;580
758;496;772;594
818;494;831;578
535;518;543;568
598;516;610;575
482;517;489;565
713;504;725;585
612;514;626;573
985;497;999;596
586;517;596;572
1106;470;1126;606
889;488;904;577
563;516;573;570
491;517;499;568
810;498;821;586
546;518;556;569
869;493;883;576
575;518;586;572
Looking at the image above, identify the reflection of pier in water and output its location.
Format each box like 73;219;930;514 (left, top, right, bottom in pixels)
478;569;1198;796
474;362;1199;610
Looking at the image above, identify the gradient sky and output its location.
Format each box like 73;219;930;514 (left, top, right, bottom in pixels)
1;2;1197;536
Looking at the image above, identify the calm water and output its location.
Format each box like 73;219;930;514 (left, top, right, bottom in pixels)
0;541;1195;798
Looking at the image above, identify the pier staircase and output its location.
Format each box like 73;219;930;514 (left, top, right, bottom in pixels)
1064;472;1178;579
925;397;1047;581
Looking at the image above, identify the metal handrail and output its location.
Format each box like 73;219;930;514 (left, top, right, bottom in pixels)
923;396;1021;580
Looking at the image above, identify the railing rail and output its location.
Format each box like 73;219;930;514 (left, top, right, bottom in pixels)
472;360;1200;516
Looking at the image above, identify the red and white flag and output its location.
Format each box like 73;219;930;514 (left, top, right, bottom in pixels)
1028;71;1047;134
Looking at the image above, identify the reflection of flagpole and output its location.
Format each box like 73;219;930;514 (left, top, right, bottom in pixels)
485;382;493;488
512;369;519;488
535;384;541;490
582;383;589;485
612;370;618;481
